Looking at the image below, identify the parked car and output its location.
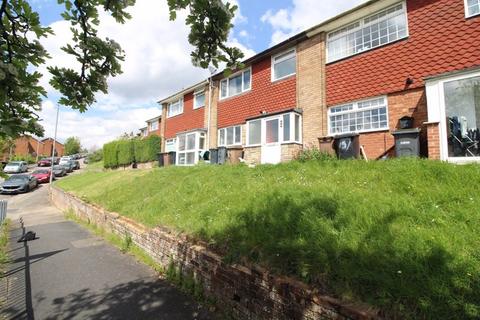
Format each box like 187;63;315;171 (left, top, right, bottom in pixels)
53;157;60;165
37;158;52;167
70;160;80;170
52;165;67;177
3;161;28;174
0;174;38;194
31;169;52;183
60;162;74;173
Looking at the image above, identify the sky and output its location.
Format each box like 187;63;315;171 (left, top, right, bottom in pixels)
30;0;365;149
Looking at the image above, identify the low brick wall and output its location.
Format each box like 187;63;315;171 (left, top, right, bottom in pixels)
50;187;378;320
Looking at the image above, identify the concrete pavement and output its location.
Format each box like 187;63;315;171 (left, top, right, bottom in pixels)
0;183;212;319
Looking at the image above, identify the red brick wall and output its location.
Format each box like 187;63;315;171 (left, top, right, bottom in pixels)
165;92;205;139
217;57;296;128
326;0;480;106
426;122;441;159
42;139;64;157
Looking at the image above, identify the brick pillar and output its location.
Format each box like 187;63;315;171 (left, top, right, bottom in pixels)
296;32;327;148
160;103;167;152
208;82;219;149
426;122;441;159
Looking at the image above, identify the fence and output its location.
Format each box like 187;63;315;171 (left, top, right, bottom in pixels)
0;200;7;223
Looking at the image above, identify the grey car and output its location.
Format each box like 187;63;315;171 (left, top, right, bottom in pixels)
0;174;38;194
70;160;80;170
60;162;74;173
3;161;28;174
52;165;67;177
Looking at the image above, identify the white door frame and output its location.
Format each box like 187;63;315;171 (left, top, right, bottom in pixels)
426;68;480;163
261;116;282;164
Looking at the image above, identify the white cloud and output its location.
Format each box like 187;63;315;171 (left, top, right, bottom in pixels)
37;0;253;148
261;0;367;45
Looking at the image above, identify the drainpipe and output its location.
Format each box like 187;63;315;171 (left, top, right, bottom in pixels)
207;77;213;150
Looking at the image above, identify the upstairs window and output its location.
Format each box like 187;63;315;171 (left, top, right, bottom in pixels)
194;90;205;109
149;121;158;131
272;49;296;81
168;98;183;118
328;96;389;135
327;3;408;62
466;0;480;17
218;125;242;146
220;68;251;100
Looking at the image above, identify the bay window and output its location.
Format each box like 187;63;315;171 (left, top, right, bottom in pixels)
327;3;408;62
466;0;480;17
329;96;389;135
220;68;251;99
168;98;183;118
246;112;302;146
176;131;207;165
218;125;242;146
272;49;296;81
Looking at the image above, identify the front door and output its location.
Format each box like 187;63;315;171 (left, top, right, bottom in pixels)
261;118;281;164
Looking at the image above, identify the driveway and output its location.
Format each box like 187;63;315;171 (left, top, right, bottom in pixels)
0;182;212;319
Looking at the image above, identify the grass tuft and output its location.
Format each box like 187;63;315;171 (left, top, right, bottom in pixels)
56;159;480;319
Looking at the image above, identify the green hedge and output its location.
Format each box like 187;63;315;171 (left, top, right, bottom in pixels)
102;135;161;169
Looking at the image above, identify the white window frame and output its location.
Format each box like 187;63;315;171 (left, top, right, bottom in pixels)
271;48;297;82
465;0;480;17
246;112;302;147
167;98;184;118
328;96;390;135
165;138;176;153
218;125;242;147
148;121;159;131
426;69;480;163
219;67;252;100
176;131;207;166
326;2;409;63
193;89;205;109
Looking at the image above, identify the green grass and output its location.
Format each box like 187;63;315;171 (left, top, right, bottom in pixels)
56;159;480;319
0;219;10;270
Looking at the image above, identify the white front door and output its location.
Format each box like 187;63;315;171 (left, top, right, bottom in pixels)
261;118;281;164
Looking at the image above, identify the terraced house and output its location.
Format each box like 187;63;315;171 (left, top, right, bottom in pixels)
145;0;480;165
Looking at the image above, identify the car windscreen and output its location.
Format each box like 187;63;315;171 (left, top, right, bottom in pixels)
5;163;20;167
33;170;49;174
7;175;28;181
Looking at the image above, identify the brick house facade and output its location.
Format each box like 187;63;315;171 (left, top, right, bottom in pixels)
1;136;64;161
148;0;479;166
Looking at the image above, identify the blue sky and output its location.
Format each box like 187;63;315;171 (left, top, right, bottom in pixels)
31;0;364;148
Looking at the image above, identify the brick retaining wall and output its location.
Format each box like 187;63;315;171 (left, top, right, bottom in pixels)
50;187;379;320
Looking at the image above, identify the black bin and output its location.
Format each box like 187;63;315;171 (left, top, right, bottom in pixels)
210;149;218;164
334;133;360;159
168;151;176;165
399;116;414;129
218;147;228;165
157;152;165;167
392;128;421;157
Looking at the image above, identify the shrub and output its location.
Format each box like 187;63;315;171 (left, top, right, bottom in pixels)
88;149;103;163
11;154;36;164
103;141;118;168
134;135;161;163
117;139;135;166
102;135;161;169
296;148;336;162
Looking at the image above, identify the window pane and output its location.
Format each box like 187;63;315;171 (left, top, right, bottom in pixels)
199;135;205;150
274;55;296;80
468;0;480;16
219;129;225;146
227;127;234;145
186;133;196;150
178;135;186;151
166;139;176;152
283;114;290;141
295;115;300;141
178;153;186;165
444;76;480;158
248;120;261;145
186;152;195;165
327;4;406;62
229;74;242;96
194;92;205;108
234;126;241;144
243;70;251;90
221;80;227;98
266;119;279;143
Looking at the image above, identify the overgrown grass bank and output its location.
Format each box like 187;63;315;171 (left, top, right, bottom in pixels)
0;219;10;270
56;159;480;319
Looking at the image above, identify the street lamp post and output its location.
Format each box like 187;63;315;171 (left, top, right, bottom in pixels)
49;104;60;185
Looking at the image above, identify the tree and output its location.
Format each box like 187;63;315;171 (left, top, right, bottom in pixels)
0;0;243;138
64;136;81;155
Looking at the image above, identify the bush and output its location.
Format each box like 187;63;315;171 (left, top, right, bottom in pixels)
296;148;337;162
11;154;36;164
102;135;161;169
88;149;103;163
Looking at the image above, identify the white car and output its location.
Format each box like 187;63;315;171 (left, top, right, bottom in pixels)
3;161;28;174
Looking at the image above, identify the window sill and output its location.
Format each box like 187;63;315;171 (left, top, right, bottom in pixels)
193;105;205;110
167;113;184;119
219;89;251;102
466;12;480;19
329;128;390;136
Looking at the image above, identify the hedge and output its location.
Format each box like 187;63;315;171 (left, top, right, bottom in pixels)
102;135;161;169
